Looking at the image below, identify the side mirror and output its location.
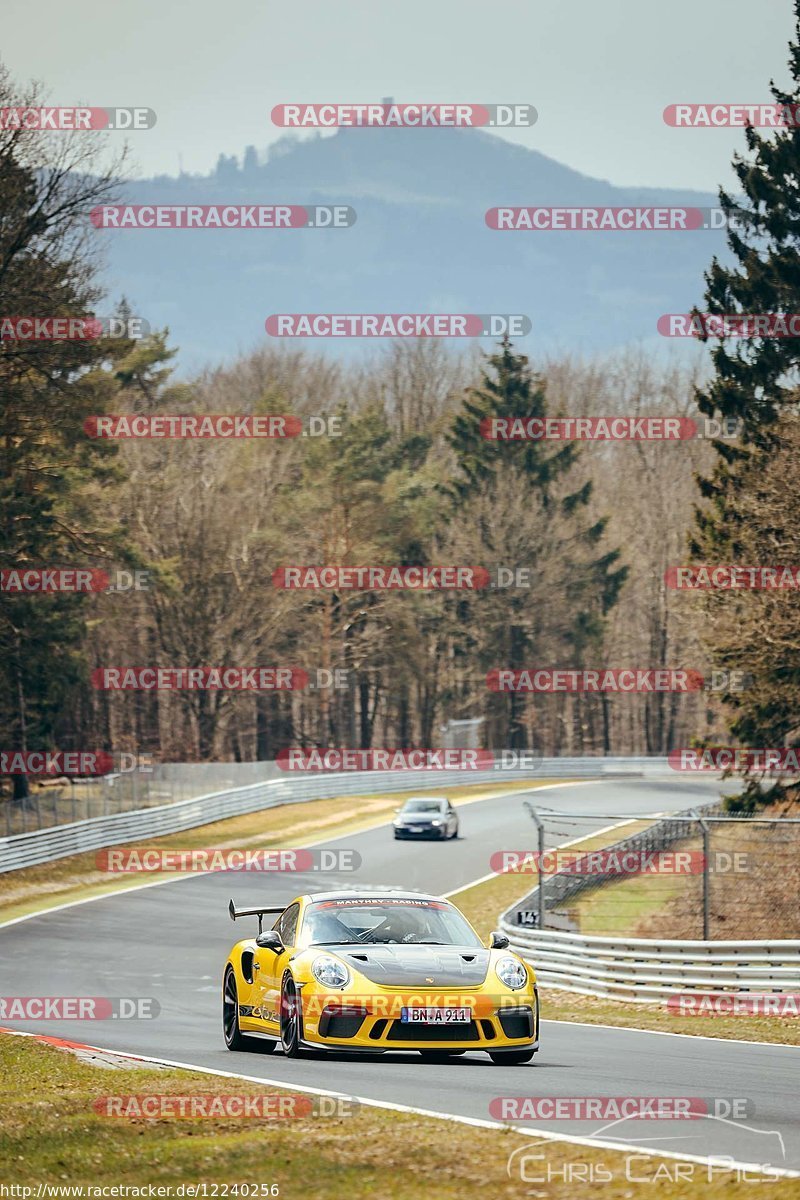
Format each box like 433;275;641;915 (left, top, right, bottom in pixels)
255;930;284;952
490;931;510;950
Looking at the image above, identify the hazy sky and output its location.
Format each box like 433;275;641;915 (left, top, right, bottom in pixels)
3;0;796;189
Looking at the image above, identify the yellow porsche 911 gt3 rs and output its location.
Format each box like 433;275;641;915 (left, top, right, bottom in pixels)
223;890;539;1064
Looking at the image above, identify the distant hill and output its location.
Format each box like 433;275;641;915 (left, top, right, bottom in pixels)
98;127;726;371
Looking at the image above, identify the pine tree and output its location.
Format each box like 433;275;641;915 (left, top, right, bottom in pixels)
446;337;576;503
0;64;135;801
445;338;627;750
693;2;800;555
690;6;800;793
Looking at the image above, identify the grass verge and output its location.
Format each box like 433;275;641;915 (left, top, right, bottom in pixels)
2;1034;794;1196
569;872;686;935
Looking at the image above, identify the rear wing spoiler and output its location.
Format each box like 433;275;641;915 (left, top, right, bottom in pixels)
228;899;286;934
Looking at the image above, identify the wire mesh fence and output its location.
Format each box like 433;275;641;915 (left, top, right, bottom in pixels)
0;762;284;837
503;804;800;941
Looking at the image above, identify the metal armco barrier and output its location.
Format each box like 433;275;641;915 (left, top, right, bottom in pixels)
500;923;800;1001
0;756;675;874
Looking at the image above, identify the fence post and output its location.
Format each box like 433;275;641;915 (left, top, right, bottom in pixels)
693;809;710;941
524;802;546;930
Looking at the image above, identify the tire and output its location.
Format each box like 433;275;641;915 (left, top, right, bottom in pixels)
418;1050;466;1061
280;975;304;1057
223;967;246;1050
488;1048;536;1065
223;967;277;1053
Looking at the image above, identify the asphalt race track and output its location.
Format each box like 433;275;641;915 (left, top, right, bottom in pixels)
2;778;799;1175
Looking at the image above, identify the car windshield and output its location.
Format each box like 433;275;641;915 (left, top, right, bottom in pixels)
300;898;481;947
402;800;445;814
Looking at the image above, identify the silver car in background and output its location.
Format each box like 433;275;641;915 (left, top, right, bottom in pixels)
392;796;459;840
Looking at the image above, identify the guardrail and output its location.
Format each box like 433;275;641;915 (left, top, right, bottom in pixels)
501;924;800;1000
0;756;676;874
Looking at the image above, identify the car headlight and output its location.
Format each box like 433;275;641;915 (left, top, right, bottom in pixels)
431;819;443;826
495;956;528;990
311;954;350;989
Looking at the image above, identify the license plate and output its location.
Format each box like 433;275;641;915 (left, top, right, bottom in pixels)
400;1006;472;1024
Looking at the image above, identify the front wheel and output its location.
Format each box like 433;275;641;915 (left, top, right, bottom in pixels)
488;1048;536;1065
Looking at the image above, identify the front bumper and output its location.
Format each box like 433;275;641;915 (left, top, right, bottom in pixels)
301;992;539;1053
394;825;444;838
